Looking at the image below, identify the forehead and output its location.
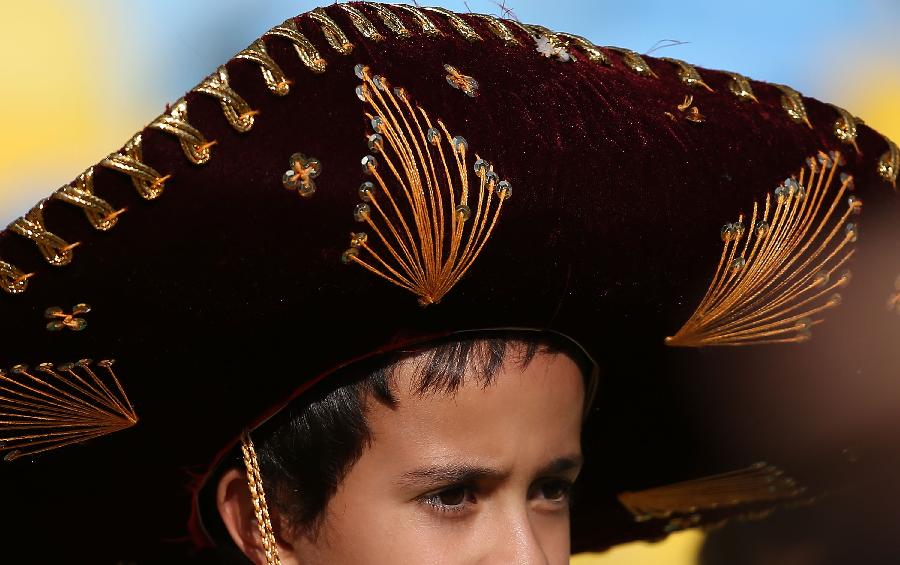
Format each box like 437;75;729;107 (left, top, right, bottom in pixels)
365;351;585;466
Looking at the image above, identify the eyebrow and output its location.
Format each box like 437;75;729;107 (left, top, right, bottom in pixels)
397;454;584;489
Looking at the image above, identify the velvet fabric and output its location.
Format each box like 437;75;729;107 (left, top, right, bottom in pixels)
0;3;898;562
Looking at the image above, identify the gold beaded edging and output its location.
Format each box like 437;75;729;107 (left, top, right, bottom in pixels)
1;3;890;295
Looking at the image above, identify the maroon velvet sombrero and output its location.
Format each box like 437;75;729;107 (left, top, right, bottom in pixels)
0;3;898;562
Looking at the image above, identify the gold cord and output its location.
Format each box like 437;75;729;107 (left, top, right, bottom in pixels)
240;431;281;565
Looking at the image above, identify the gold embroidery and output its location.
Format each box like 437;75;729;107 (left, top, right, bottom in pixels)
0;261;32;295
394;5;443;37
52;168;124;232
444;64;479;97
0;360;137;461
607;47;658;78
830;104;860;154
281;153;321;198
556;32;609;64
667;151;858;347
149;98;214;165
309;7;354;54
421;7;481;42
344;68;511;306
337;4;383;42
878;136;899;188
265;18;326;73
241;432;281;565
363;3;411;38
774;83;812;128
724;72;758;102
659;57;713;91
8;200;78;267
235;39;291;96
675;95;704;123
193;66;256;133
470;14;520;46
618;462;804;522
44;303;91;332
101;134;169;200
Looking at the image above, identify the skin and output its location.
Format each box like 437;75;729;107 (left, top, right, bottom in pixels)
218;348;586;565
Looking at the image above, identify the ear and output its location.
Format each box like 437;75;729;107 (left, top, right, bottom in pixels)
216;467;299;565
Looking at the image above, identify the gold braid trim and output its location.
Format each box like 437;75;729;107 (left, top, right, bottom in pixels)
193;66;256;133
265;18;326;73
240;431;281;565
421;7;482;41
52;168;124;232
667;151;859;347
470;14;520;46
774;83;812;128
878;136;899;188
149;98;214;165
607;47;658;78
337;4;384;42
829;104;860;154
309;7;354;54
363;3;411;38
724;71;758;102
235;40;291;96
0;261;31;295
8;200;78;267
101;134;169;201
394;5;443;37
557;32;610;64
659;57;713;91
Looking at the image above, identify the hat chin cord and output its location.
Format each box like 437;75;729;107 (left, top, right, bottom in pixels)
240;431;282;565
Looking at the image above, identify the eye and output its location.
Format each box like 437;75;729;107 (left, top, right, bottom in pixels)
421;485;475;514
532;478;573;503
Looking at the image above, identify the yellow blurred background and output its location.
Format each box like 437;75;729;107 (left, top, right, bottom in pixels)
0;1;897;563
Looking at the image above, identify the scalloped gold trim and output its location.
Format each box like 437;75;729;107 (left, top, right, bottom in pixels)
8;200;78;267
829;104;860;154
265;18;326;73
235;40;290;96
659;57;713;91
193;66;256;133
607;47;658;78
774;83;812;128
421;7;481;41
879;136;899;188
0;261;30;295
338;4;384;42
363;2;411;38
101;134;168;200
394;5;443;37
470;14;519;46
557;32;610;64
309;7;354;54
52;168;123;232
724;72;758;102
149;98;213;165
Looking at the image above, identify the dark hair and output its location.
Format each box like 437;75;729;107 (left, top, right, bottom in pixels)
199;331;594;558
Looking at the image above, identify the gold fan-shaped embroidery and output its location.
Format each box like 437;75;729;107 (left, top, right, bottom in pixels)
0;360;137;461
341;66;512;306
667;151;860;346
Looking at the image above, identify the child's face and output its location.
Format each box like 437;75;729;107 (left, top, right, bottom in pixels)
285;350;585;565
